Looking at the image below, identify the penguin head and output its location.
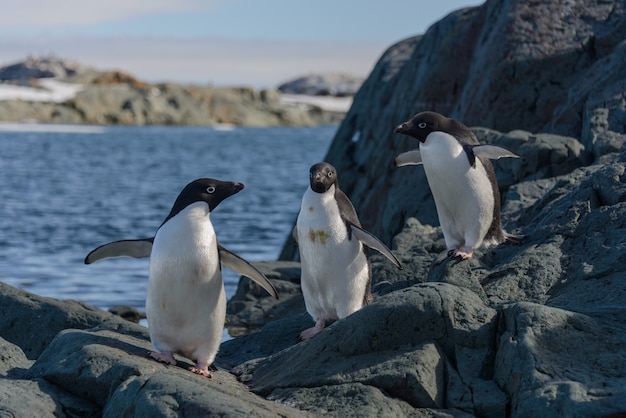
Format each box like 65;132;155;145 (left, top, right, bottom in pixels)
309;162;338;194
162;178;244;224
394;111;445;143
395;111;476;146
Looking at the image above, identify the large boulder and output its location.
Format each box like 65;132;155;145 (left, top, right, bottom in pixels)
221;151;626;416
277;0;626;250
0;282;311;417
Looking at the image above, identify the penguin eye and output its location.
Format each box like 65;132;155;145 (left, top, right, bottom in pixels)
206;186;216;194
418;122;427;129
328;171;333;178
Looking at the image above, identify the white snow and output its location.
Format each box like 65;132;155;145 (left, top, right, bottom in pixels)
0;122;105;133
0;79;84;103
280;94;353;113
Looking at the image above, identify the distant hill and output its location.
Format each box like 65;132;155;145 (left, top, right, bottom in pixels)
0;55;352;127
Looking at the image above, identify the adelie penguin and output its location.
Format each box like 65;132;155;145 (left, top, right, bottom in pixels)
293;162;403;340
85;178;278;377
394;111;520;265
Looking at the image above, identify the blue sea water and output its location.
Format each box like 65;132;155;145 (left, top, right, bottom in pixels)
0;123;334;313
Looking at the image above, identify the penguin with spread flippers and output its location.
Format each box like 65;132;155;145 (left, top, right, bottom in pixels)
293;162;402;340
394;111;520;265
85;178;278;377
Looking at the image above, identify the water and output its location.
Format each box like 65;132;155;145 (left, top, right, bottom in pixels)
0;123;334;313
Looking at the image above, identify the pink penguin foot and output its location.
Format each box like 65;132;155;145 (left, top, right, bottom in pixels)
299;319;326;340
189;366;212;378
434;248;473;266
451;249;473;260
149;351;177;366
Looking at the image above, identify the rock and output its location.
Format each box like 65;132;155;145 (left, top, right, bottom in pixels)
2;0;626;416
0;61;347;127
496;302;626;417
225;261;305;336
278;74;364;97
0;282;311;417
108;305;146;323
0;281;135;359
0;55;92;83
284;0;626;250
229;283;499;415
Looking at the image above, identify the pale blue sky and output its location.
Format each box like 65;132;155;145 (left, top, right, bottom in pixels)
0;0;483;88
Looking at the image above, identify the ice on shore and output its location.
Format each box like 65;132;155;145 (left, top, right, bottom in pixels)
0;79;83;103
279;94;352;113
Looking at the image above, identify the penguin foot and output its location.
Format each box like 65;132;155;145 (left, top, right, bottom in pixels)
434;248;473;266
434;251;454;266
299;320;326;340
189;366;212;378
451;249;473;260
149;351;177;366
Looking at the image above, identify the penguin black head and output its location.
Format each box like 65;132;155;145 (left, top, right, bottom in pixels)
395;111;474;145
309;162;338;193
162;178;244;225
394;111;446;143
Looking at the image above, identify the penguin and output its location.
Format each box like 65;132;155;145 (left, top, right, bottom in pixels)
85;178;278;377
394;111;520;265
293;162;402;340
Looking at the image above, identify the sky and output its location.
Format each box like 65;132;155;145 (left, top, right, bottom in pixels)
0;0;483;89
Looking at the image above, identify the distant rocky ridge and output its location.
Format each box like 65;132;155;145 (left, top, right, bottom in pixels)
1;0;626;416
278;73;364;96
0;55;93;84
0;56;349;127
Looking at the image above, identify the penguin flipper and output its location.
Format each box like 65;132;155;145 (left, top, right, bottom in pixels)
394;150;423;167
348;223;403;269
473;145;519;160
84;238;154;264
292;225;299;245
218;245;279;299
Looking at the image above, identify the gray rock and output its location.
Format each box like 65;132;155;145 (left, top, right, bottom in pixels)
0;378;100;418
231;283;498;415
279;0;626;251
226;261;305;336
0;281;134;359
496;302;626;417
0;282;313;417
2;0;626;416
0;336;31;375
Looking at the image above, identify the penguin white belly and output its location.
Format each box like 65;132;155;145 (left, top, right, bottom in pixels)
297;189;368;322
420;132;494;250
146;203;225;364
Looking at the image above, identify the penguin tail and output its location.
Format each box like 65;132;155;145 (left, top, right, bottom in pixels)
503;232;525;246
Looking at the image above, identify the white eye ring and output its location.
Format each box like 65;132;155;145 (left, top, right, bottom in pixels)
418;122;427;129
328;172;333;177
206;186;216;194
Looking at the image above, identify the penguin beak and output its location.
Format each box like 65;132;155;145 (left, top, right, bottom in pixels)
234;182;244;191
394;122;408;134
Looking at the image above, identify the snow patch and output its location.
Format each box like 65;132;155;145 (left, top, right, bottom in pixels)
0;79;83;103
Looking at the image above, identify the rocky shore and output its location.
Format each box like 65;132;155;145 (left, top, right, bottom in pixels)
0;57;353;127
1;0;625;416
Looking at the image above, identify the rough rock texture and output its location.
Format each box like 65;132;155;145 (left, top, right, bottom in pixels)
2;0;626;416
0;282;311;417
223;152;626;417
276;0;626;251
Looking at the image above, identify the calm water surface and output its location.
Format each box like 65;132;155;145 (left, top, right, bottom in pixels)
0;123;334;313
